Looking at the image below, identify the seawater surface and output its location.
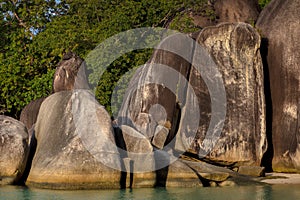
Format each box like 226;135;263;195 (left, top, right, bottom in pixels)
0;184;299;200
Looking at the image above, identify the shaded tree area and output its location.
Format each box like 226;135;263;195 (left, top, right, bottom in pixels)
0;0;271;118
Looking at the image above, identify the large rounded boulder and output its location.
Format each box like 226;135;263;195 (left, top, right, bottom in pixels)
0;115;28;185
256;0;300;172
26;90;122;189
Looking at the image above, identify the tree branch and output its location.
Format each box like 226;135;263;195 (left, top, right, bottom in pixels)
9;0;34;38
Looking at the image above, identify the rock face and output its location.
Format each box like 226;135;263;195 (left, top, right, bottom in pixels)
53;52;90;92
118;33;195;147
0;115;28;185
192;23;267;166
20;52;89;135
238;166;265;177
21;24;270;188
163;158;262;187
256;0;300;172
119;22;266;167
121;157;262;188
26;90;122;189
20;97;45;131
24;90;251;189
214;0;260;23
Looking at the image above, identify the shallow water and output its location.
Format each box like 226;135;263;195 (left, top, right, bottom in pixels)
0;184;299;200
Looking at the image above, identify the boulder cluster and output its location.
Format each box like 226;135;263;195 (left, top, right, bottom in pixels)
0;0;299;189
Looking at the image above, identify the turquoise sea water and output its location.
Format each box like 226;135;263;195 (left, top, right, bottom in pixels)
0;185;300;200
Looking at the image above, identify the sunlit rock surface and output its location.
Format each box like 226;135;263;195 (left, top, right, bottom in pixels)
191;23;266;166
0;115;28;185
26;90;122;189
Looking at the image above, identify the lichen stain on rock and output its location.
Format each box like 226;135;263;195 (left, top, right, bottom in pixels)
191;23;266;166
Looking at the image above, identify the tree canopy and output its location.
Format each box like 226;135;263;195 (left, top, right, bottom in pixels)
0;0;271;118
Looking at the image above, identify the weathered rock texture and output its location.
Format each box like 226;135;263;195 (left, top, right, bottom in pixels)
118;33;195;147
192;23;267;166
165;158;263;187
120;125;153;153
20;52;89;131
20;97;45;131
238;166;265;177
256;0;300;172
53;52;90;92
119;22;266;167
122;157;262;188
0;115;28;185
23;90;262;189
26;90;122;189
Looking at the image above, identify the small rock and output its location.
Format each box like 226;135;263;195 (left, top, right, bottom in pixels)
120;125;153;153
238;166;265;177
210;181;217;187
134;113;157;139
151;125;169;149
199;172;230;182
219;180;236;187
182;159;232;181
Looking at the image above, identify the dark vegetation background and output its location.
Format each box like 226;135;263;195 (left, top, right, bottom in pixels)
0;0;271;118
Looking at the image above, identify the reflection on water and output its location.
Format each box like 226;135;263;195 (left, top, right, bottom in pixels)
0;185;299;200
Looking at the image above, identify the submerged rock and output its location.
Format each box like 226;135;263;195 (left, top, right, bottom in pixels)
0;115;28;185
256;0;300;172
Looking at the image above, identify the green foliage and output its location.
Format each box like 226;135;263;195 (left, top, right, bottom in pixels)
95;49;152;114
0;0;213;117
0;0;66;117
169;0;214;33
169;13;198;33
258;0;272;9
